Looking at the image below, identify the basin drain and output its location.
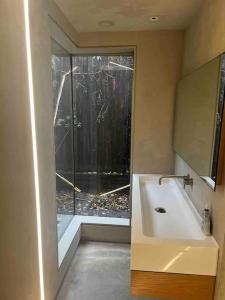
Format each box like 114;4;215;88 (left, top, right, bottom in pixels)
155;207;166;213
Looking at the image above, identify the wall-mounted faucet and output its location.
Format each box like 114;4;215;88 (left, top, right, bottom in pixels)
159;174;193;189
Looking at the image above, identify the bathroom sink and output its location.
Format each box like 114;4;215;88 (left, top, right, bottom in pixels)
131;174;218;276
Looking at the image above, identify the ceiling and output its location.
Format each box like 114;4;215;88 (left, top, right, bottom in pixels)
54;0;203;32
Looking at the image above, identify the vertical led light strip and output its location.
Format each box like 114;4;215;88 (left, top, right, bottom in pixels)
23;0;45;299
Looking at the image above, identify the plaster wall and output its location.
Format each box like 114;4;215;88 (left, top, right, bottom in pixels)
48;2;184;174
0;0;58;299
78;31;184;174
0;1;184;299
29;0;58;299
174;0;225;298
0;1;41;299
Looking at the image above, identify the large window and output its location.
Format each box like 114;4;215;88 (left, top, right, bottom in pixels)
51;47;133;241
51;41;74;241
73;55;133;218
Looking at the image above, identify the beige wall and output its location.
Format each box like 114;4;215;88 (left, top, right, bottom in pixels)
78;32;184;174
47;2;184;174
0;1;189;299
46;0;225;298
182;0;225;76
2;1;183;298
30;0;58;299
0;1;41;299
175;0;225;299
0;0;58;299
47;0;80;45
4;0;225;299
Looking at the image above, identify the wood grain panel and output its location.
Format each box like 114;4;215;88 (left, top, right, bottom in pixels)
131;270;215;300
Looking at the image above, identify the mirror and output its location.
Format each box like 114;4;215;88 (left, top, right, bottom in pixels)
174;54;225;190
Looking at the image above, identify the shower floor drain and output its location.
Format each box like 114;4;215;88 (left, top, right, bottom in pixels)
155;207;166;213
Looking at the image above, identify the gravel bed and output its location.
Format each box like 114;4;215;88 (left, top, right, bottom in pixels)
56;190;130;218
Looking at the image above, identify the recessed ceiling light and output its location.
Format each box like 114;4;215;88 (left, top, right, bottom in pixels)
98;20;115;27
149;16;160;22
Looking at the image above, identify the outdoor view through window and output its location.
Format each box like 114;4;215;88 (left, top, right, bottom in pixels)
51;41;134;241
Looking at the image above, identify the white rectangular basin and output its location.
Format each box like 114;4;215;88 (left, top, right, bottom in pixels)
131;174;218;276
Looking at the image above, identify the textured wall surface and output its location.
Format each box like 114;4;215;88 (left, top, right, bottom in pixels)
3;0;224;298
182;0;225;76
0;1;41;299
78;31;184;174
47;2;184;174
29;0;58;299
47;1;225;298
175;0;225;299
54;0;203;32
0;0;58;299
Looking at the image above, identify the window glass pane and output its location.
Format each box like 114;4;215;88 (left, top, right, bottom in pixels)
51;40;74;241
72;55;133;218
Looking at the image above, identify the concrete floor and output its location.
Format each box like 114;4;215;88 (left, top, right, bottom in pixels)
56;241;155;300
